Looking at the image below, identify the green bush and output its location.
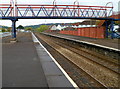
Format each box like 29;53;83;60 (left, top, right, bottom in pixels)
36;25;49;32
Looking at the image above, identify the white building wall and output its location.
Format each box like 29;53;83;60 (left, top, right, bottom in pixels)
56;25;63;30
50;25;57;30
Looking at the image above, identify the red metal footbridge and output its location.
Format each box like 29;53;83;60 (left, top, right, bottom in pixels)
0;0;119;38
0;0;114;19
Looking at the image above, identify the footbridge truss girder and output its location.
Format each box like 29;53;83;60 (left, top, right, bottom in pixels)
0;3;114;19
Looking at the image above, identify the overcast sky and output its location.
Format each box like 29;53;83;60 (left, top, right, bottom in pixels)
0;0;120;27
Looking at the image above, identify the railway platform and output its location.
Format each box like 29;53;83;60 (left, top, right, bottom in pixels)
42;32;119;51
2;32;76;88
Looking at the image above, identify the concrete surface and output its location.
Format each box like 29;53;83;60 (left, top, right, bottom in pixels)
2;32;76;89
32;33;75;88
2;33;48;88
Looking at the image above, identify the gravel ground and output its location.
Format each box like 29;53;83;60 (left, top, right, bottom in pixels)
42;32;120;61
35;33;112;88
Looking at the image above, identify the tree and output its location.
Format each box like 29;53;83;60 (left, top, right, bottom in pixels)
95;20;101;25
17;25;24;29
7;27;12;32
36;25;49;32
1;28;6;32
115;21;120;25
25;27;32;31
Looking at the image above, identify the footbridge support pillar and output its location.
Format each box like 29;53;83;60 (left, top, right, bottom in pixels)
11;18;18;38
110;20;114;39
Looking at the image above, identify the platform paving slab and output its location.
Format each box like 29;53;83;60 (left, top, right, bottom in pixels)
33;33;75;88
2;33;48;88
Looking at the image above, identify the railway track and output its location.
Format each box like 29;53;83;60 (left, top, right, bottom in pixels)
35;33;119;88
52;36;120;73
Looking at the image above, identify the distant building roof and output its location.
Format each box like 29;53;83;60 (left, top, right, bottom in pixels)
63;27;76;30
50;25;57;30
56;25;62;30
